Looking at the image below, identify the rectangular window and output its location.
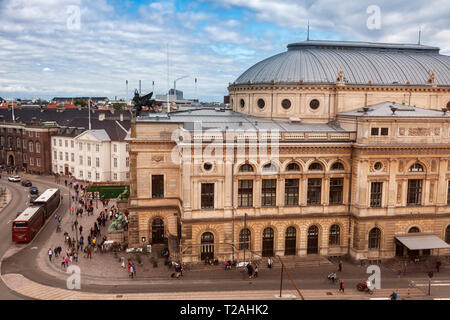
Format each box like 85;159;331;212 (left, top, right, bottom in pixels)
71;153;74;162
29;142;33;152
36;143;40;153
114;144;117;153
238;180;253;207
88;171;92;179
201;183;214;209
65;140;68;147
29;157;34;165
71;141;74;148
126;144;129;152
59;152;62;160
96;157;99;167
371;127;379;136
126;172;130;179
370;182;383;208
113;158;117;168
53;151;57;160
65;152;68;161
79;143;82;150
87;157;91;166
96;173;100;180
407;179;423;206
380;128;389;136
36;132;40;138
307;178;322;205
96;144;99;152
285;179;299;206
79;170;83;178
23;153;27;162
29;131;33;137
59;139;61;146
152;175;164;198
23;139;26;148
79;155;83;165
36;158;41;167
329;178;344;205
262;179;276;207
448;181;450;205
126;157;129;168
113;173;117;180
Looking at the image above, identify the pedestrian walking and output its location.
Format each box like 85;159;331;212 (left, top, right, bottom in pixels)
397;269;402;278
48;248;53;261
436;259;442;273
339;280;344;293
267;257;273;269
61;257;66;269
254;265;259;278
338;260;343;272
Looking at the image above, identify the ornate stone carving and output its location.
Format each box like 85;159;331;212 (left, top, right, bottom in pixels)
397;183;402;204
431;160;437;172
399;128;406;136
336;70;344;83
427;70;435;85
152;154;164;163
408;128;431;136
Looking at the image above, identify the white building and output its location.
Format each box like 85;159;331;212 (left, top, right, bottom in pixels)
51;123;130;182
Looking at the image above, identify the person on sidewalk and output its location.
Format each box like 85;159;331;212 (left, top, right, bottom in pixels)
267;257;273;269
436;259;442;273
339;280;344;293
254;265;259;278
338;260;343;272
48;248;53;261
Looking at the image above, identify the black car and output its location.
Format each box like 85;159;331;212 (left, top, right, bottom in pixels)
29;194;38;204
21;180;32;187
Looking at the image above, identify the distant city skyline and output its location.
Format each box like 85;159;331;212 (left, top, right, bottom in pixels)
1;0;450;101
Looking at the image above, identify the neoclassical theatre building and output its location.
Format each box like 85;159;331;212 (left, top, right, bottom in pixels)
128;40;450;262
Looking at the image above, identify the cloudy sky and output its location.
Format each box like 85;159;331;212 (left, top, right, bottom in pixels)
1;0;450;101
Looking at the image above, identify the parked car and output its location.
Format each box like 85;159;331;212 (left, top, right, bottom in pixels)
8;176;21;182
29;186;39;195
29;194;38;204
21;179;32;187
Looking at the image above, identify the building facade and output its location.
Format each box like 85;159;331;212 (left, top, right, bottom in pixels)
0;120;58;174
128;40;450;262
51;127;130;182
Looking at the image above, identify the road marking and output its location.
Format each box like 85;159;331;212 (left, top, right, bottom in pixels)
30;247;38;250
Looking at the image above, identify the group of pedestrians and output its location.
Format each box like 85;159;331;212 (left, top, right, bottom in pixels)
246;261;259;279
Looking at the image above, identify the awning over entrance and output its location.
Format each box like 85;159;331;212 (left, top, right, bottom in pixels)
395;234;450;250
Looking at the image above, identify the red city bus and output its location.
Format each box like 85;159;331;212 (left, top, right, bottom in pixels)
12;206;46;243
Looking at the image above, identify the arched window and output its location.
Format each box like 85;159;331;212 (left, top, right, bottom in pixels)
368;228;381;249
409;163;424;172
239;228;251;250
262;163;277;173
286;162;300;171
331;162;344;170
408;227;420;233
446;226;450;244
28;141;34;152
307;225;319;254
239;164;254;172
36;142;41;153
201;232;214;261
329;224;340;245
308;162;323;171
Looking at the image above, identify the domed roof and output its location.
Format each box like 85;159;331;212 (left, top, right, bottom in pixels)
233;40;450;86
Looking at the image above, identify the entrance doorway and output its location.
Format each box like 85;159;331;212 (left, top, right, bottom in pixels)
285;226;296;256
151;218;165;244
8;155;14;166
262;227;274;257
201;232;214;261
307;225;319;254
